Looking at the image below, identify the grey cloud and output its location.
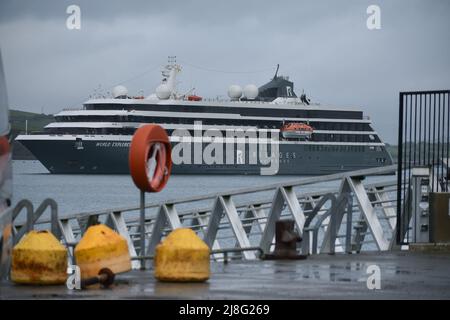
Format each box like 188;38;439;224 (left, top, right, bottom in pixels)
0;0;449;144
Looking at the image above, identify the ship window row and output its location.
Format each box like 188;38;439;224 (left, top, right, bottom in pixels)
43;127;380;143
56;115;373;131
312;133;381;143
307;145;367;152
164;130;380;143
84;103;363;120
45;128;136;135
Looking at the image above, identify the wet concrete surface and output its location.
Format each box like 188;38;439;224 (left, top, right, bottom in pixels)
1;251;450;299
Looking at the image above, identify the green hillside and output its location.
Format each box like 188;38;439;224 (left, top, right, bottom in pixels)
385;144;398;163
9;109;54;160
9;109;54;139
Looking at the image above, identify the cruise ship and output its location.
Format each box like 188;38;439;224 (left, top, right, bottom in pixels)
16;59;393;175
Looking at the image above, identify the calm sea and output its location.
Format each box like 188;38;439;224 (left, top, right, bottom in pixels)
12;160;394;223
12;160;338;219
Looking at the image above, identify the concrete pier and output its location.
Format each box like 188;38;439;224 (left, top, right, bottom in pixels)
1;251;450;300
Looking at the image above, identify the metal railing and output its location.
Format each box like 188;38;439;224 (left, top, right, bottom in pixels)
8;164;402;270
0;206;13;281
397;90;450;244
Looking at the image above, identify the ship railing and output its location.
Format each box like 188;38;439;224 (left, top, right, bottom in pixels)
201;98;320;107
62;107;85;111
9;164;405;268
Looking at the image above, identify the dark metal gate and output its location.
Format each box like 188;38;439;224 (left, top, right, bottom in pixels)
397;90;450;244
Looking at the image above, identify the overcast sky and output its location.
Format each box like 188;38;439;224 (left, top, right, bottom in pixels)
0;0;449;143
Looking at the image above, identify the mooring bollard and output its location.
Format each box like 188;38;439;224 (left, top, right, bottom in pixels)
262;219;307;260
154;228;210;282
128;124;172;269
11;230;68;285
74;224;131;281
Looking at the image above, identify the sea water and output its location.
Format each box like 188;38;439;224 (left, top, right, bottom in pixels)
12;160;341;218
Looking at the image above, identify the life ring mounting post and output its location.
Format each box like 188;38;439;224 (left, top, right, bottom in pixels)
128;124;172;269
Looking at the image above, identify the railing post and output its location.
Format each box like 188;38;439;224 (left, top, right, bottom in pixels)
397;92;404;245
0;207;13;281
12;200;34;244
344;194;353;254
139;190;145;270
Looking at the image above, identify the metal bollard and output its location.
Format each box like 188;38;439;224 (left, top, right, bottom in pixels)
80;268;115;289
262;220;307;260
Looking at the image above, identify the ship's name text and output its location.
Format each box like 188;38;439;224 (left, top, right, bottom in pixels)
96;142;130;147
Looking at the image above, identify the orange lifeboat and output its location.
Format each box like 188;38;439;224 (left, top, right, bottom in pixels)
187;95;202;101
281;122;313;140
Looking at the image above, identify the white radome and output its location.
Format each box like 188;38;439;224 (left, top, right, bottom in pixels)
227;85;242;99
243;84;258;100
156;84;171;100
112;85;128;98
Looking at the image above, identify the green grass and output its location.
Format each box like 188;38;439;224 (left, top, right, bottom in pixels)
385;144;398;162
9;109;54;139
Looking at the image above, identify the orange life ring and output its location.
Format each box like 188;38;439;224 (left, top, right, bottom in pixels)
128;125;172;192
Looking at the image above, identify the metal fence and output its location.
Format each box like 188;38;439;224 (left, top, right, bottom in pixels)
397;90;450;244
4;165;399;273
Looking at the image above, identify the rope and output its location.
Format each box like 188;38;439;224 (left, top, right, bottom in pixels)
178;59;274;74
68;63;163;108
66;60;273;109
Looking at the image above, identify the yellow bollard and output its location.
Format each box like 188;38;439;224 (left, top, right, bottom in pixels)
74;224;131;279
11;230;67;285
155;228;210;282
